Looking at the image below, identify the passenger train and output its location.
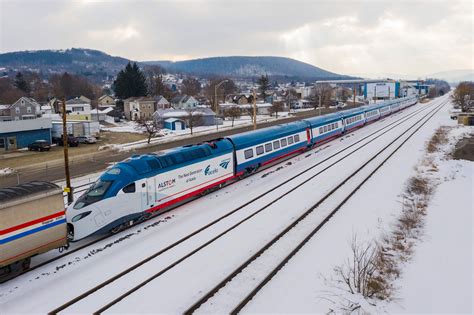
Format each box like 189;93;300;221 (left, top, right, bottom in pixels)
67;95;418;241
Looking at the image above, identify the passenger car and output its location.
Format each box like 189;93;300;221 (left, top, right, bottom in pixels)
57;136;80;147
27;140;51;151
76;136;97;144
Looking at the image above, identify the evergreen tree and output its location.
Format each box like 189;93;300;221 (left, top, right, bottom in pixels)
14;72;30;94
113;62;147;99
257;74;270;100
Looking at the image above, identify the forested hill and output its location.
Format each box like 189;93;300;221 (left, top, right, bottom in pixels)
145;56;350;80
0;48;129;79
0;49;351;81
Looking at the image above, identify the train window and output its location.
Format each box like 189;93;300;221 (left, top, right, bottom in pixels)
273;141;280;149
324;126;327;132
319;127;323;134
123;183;136;193
265;143;273;152
244;149;254;159
256;145;264;155
281;138;287;147
294;135;300;142
288;137;294;145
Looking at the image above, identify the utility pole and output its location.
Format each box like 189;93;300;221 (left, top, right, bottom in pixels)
374;85;377;104
253;90;257;130
318;84;322;116
62;98;73;204
214;80;228;131
388;86;391;100
353;83;356;105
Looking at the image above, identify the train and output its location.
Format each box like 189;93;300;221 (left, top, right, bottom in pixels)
0;182;67;282
67;95;418;241
0;95;418;280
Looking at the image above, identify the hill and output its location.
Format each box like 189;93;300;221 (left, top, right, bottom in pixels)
426;69;474;83
144;56;350;80
0;49;351;81
0;48;130;80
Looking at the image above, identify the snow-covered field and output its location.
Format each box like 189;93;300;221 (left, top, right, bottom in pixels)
1;95;471;314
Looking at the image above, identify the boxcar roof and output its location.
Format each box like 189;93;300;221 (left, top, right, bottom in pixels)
0;181;60;204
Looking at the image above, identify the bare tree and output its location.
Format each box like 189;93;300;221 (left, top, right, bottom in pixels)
452;81;474;112
334;235;390;301
270;101;284;118
181;77;201;96
185;109;203;135
134;117;160;144
224;106;241;127
310;83;333;109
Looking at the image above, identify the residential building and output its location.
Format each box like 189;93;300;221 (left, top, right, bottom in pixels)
0;117;52;151
98;95;115;108
154;95;170;109
170;95;199;109
0;97;42;121
124;97;157;121
153;108;217;127
65;97;92;121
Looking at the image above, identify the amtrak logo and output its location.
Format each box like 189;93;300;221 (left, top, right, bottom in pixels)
204;165;218;176
219;158;231;169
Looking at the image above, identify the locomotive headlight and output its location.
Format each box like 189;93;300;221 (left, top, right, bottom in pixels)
72;211;92;222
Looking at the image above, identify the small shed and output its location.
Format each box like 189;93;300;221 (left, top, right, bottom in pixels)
164;118;186;131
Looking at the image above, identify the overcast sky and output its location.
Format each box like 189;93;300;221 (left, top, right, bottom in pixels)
0;0;472;76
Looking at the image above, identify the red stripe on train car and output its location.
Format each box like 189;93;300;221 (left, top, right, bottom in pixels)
0;210;66;235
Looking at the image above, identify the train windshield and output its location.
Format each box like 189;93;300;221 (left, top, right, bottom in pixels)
73;180;112;209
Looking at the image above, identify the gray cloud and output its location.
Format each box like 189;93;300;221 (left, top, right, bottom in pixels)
0;0;472;76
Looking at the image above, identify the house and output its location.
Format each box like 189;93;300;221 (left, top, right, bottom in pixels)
124;97;157;121
154;95;170;109
0;117;52;151
170;95;199;109
225;94;254;105
98;95;115;108
164;118;186;131
0;97;42;121
65;97;92;121
153;108;217;127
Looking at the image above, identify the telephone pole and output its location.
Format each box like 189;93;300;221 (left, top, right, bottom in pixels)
62;98;73;204
252;90;257;130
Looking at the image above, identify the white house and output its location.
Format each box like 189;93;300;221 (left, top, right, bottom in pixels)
65;97;92;120
170;95;199;109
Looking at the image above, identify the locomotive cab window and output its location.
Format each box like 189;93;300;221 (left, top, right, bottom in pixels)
265;143;273;152
244;149;254;159
123;183;136;193
73;179;112;210
256;145;264;155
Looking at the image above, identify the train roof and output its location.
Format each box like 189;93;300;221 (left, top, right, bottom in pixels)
0;181;61;205
339;107;366;118
102;138;234;180
303;112;343;126
226;120;309;149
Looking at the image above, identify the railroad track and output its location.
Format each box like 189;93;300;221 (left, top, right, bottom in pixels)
182;99;448;314
9;99;432;287
45;99;445;314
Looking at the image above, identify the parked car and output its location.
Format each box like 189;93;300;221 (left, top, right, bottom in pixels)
76;136;97;144
56;136;79;147
28;140;51;151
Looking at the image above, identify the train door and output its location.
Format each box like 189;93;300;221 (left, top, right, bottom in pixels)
141;178;156;211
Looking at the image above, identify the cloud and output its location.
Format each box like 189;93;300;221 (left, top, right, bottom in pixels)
0;0;472;76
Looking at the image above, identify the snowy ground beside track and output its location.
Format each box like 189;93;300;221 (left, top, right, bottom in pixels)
242;95;473;313
2;95;471;313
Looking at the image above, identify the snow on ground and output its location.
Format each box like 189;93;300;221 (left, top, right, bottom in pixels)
0;167;15;177
242;94;473;313
386;127;473;313
1;96;464;314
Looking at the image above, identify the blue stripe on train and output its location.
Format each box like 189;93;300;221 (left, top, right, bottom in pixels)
0;219;66;244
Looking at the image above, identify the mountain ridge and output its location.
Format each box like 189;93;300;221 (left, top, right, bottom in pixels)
0;48;351;81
